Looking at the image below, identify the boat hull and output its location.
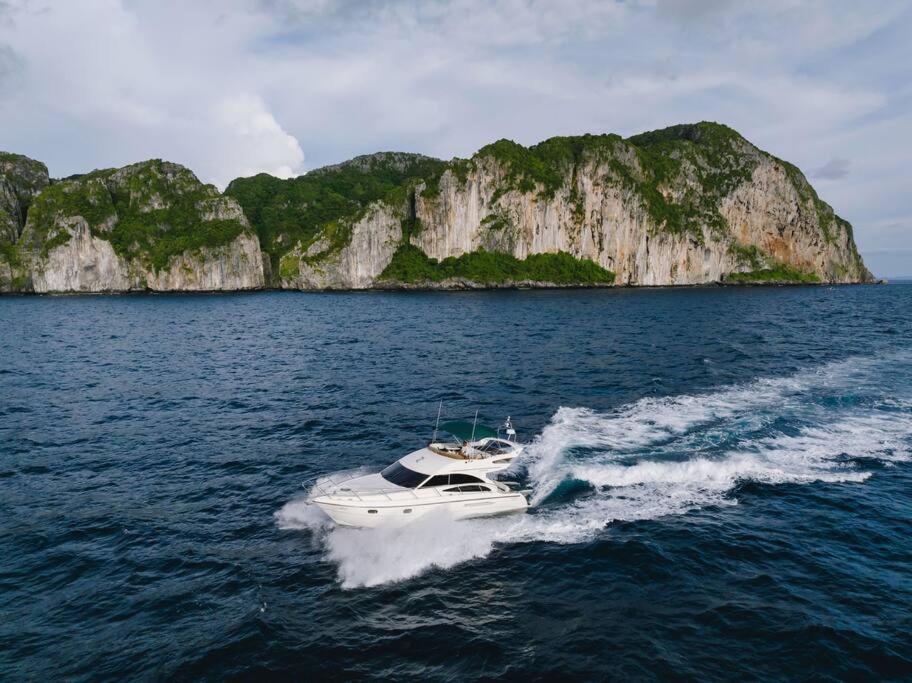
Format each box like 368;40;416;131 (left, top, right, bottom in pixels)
313;492;528;528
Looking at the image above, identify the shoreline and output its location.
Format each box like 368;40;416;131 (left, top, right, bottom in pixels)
0;279;885;297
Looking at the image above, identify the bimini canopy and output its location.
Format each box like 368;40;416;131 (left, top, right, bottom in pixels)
439;420;498;442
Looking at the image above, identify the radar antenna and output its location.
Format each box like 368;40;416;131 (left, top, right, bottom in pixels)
504;416;517;442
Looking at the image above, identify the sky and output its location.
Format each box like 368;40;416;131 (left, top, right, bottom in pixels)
0;1;909;276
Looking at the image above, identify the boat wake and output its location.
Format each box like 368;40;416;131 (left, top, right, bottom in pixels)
276;353;912;588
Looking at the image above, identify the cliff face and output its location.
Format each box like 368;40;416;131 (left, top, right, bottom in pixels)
276;203;403;290
1;158;264;293
1;152;50;244
1;123;872;293
262;124;867;289
1;153;51;289
408;129;868;286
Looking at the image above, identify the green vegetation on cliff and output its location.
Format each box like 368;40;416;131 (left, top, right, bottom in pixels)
105;162;247;271
379;244;615;285
623;122;757;240
23;160;248;271
723;264;821;284
226;153;445;270
469;123;759;242
475;134;624;203
25;177;115;256
1;151;51;250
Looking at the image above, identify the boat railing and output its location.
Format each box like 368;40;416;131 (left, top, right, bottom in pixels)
302;470;507;503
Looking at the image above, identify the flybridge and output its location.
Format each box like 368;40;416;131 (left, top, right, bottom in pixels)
437;420;498;441
432;402;518;443
429;410;520;460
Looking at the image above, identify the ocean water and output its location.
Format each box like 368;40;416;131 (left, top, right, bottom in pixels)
1;285;911;681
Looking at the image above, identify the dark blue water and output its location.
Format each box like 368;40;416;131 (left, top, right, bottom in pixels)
2;285;911;681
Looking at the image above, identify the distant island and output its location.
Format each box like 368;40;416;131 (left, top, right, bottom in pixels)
0;122;871;293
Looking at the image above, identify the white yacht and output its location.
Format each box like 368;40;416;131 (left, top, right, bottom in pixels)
307;417;528;528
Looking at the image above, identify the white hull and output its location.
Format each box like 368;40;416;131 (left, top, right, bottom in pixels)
306;426;529;529
314;492;528;528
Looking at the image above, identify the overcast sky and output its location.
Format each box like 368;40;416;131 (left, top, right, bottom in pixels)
0;0;909;275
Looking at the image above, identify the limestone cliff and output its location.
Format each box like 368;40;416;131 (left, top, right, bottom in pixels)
257;123;869;289
1;123;873;293
1;153;51;290
275;203;403;289
1;158;264;293
411;125;869;285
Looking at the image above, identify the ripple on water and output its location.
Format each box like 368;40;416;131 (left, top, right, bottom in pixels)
1;287;911;680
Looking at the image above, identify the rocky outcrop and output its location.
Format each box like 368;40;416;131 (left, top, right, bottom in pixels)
0;152;50;245
267;124;869;289
1;123;873;293
1;157;265;293
277;203;402;289
28;219;263;293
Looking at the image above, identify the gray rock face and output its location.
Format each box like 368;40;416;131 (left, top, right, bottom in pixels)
292;127;870;289
0;152;50;244
1;155;265;293
277;203;402;289
0;124;874;294
407;153;868;286
28;218;263;293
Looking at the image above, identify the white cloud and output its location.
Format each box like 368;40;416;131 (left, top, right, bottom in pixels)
210;94;304;184
0;0;304;186
0;0;909;261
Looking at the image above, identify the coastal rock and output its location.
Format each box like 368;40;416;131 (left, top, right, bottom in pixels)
229;123;870;290
277;203;402;289
1;123;873;293
3;158;265;293
0;152;50;244
142;232;263;292
409;131;869;286
28;218;263;293
1;153;51;291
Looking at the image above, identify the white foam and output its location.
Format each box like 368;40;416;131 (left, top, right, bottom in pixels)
274;496;333;532
324;510;501;588
277;354;912;589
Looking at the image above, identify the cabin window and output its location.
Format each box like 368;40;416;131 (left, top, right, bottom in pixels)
449;473;485;485
444;484;488;493
380;462;427;488
421;475;451;488
403;508;412;514
367;509;378;514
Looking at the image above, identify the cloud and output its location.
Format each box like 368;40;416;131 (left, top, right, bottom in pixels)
210;94;304;184
812;158;850;180
0;0;305;187
0;43;20;84
0;0;909;258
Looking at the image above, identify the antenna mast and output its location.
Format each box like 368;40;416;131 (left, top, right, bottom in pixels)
432;400;442;443
470;409;478;442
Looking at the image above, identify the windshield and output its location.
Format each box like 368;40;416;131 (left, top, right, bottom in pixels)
476;440;514;454
380;462;427;488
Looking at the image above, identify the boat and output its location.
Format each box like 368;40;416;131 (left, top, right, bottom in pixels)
306;416;529;528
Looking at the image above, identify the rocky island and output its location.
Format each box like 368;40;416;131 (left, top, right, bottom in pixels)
0;122;871;293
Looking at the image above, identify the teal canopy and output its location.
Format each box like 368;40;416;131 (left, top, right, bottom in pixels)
438;420;498;441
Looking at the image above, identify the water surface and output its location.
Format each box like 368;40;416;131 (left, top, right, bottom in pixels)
1;285;911;680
